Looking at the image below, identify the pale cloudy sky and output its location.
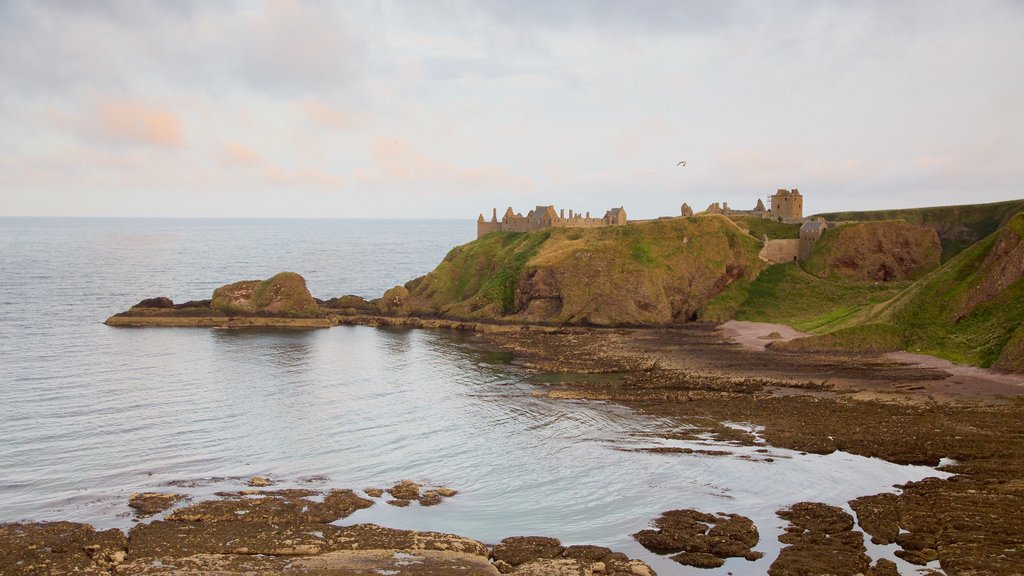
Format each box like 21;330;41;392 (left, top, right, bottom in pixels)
1;0;1022;219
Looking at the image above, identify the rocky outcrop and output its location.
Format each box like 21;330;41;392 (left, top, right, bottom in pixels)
128;493;186;517
210;272;320;317
1;489;654;576
490;536;654;575
376;285;413;316
768;503;871;576
135;296;174;308
633;509;762;568
803;221;941;282
406;215;765;326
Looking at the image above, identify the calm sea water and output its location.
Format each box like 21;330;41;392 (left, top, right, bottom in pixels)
0;218;945;575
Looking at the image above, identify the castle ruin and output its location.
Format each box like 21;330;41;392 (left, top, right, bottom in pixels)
688;189;803;221
477;205;627;239
770;188;803;220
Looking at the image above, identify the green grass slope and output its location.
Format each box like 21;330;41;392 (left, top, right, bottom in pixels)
771;213;1024;371
727;215;801;240
700;262;908;333
813;198;1024;261
406;215;767;325
875;212;1024;368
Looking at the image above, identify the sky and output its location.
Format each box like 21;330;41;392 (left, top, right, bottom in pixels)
1;0;1022;219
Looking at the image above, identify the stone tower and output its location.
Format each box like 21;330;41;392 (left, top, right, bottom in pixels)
770;188;803;220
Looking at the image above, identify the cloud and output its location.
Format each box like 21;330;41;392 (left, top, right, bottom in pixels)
84;97;184;148
354;138;534;193
262;165;344;189
219;141;263;166
296;100;361;130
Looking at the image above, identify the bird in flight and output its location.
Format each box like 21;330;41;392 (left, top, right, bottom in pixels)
677;161;686;166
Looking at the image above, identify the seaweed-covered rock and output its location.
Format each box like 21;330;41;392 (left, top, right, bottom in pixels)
135;296;174;308
633;509;761;567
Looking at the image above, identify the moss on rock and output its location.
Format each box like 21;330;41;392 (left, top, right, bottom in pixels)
210;272;320;318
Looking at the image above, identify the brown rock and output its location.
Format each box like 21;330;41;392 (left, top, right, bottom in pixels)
135;296;174;308
0;521;127;576
128;492;186;517
850;493;900;544
768;502;870;576
418;491;443;507
633;509;760;567
387;479;421;500
490;536;564;566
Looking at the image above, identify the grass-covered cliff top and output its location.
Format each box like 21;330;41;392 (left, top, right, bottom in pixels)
407;215;766;325
813;198;1024;261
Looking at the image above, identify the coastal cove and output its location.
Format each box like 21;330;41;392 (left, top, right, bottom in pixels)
3;218;1022;575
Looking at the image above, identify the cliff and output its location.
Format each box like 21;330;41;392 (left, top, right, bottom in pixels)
802;221;941;282
770;213;1024;371
404;215;766;325
813;198;1024;261
880;212;1024;369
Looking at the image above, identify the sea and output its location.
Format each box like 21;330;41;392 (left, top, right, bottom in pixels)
0;218;947;575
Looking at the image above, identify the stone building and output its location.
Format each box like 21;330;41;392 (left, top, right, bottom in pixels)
771;188;803;220
477;205;627;239
799;220;828;261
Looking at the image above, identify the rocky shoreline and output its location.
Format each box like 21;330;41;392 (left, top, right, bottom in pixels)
1;479;657;576
477;324;1024;574
96;274;1024;573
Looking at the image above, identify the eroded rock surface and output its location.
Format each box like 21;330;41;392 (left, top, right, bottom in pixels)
0;521;127;576
127;492;186;517
769;503;869;576
166;488;372;523
490;536;654;575
633;509;761;568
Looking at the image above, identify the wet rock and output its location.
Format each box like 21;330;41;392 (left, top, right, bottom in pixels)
436;486;458;497
165;488;371;523
669;551;723;568
868;558;900;576
419;490;444;507
135;296;174;308
0;521;127;576
490;536;565;567
128;492;186;517
769;502;870;576
246;475;273;487
894;546;939;565
850;493;900;544
364;487;384;497
388;479;422;500
632;509;760;567
777;502;854;534
387;499;411;507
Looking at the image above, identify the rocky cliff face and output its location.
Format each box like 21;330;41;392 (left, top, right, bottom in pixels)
803;221;941;282
405;215;766;326
882;212;1024;371
210;272;320;317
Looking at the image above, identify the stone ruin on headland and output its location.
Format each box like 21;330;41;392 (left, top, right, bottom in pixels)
687;188;804;222
477;205;627;239
477;188;825;264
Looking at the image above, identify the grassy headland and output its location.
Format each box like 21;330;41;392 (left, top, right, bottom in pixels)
407;215;766;325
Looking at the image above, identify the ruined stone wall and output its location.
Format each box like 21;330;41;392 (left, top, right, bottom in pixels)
478;206;626;239
759;239;801;264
